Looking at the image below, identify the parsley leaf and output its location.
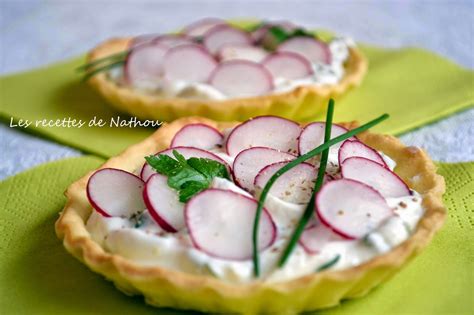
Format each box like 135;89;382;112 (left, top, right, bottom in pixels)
265;25;317;49
145;150;230;203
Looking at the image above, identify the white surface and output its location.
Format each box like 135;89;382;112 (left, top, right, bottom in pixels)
0;0;473;180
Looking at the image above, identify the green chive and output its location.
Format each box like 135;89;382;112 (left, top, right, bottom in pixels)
252;104;389;277
76;50;129;72
316;254;341;272
81;59;125;82
278;99;334;267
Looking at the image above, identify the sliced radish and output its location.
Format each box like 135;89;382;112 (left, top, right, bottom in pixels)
262;52;313;80
124;42;168;85
209;60;273;97
298;122;356;156
130;34;160;47
140;146;229;182
143;174;184;232
203;25;252;55
183;18;227;37
232;147;296;192
338;140;387;167
252;21;298;43
226;116;301;157
341;157;411;198
278;37;331;64
217;44;268;63
163;44;217;83
185;189;276;260
254;162;318;204
299;223;345;254
170;123;223;150
316;179;392;239
153;34;194;48
87;168;145;218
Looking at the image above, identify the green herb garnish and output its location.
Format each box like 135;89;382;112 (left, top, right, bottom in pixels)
76;50;129;72
81;59;125;82
252;100;389;277
316;254;341;272
145;150;230;203
278;99;334;267
267;26;316;46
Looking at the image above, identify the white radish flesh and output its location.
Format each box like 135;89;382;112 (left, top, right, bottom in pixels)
232;147;295;192
183;18;227;37
170;123;223;150
209;60;273;97
254;162;318;204
125;42;168;85
278;37;331;64
87;168;145;218
163;44;217;83
140;146;229;182
143;174;184;232
299;223;345;254
185;189;276;260
316;179;392;239
218;44;268;62
298;122;355;156
262;52;313;80
203;25;252;55
341;157;411;198
226;116;301;157
338;140;387;167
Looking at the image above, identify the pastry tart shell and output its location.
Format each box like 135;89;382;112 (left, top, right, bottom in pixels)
86;38;367;122
56;117;446;314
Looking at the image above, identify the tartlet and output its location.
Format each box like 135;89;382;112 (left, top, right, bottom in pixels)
56;116;445;314
85;19;368;122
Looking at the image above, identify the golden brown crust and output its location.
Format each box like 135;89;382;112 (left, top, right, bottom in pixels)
55;117;445;313
86;38;368;122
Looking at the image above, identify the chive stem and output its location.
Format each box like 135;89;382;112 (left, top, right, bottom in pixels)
252;106;389;277
81;59;125;82
316;254;341;272
76;50;129;72
277;99;334;267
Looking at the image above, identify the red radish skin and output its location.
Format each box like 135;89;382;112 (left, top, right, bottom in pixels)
217;44;268;63
87;168;145;218
209;60;274;97
226;116;301;157
203;25;253;55
140;146;230;182
338;140;387;167
124;42;168;85
299;223;345;254
341;157;410;198
298;122;356;156
316;179;392;239
278;37;331;64
143;174;184;232
232;147;296;192
185;188;277;260
254;161;318;204
170;123;223;150
153;34;195;48
183;18;226;37
163;44;217;83
262;52;313;80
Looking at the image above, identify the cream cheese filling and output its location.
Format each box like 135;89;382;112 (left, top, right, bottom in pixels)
86;148;424;284
108;38;353;100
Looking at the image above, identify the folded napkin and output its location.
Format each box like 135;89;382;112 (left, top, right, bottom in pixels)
0;157;472;314
1;37;473;158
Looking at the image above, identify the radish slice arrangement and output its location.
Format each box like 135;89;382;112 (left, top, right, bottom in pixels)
226;116;301;157
254;162;318;203
170;123;223;150
341;157;410;198
298;122;355;156
125;42;168;85
338;140;387;166
232;147;295;192
185;189;276;260
316;179;392;239
183;18;226;37
262;52;313;80
299;223;345;254
218;44;268;62
87;168;145;218
143;174;185;232
277;37;331;64
153;34;194;48
203;25;253;55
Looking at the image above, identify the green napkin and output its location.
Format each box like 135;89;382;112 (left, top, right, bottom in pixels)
0;158;472;314
1;44;473;158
